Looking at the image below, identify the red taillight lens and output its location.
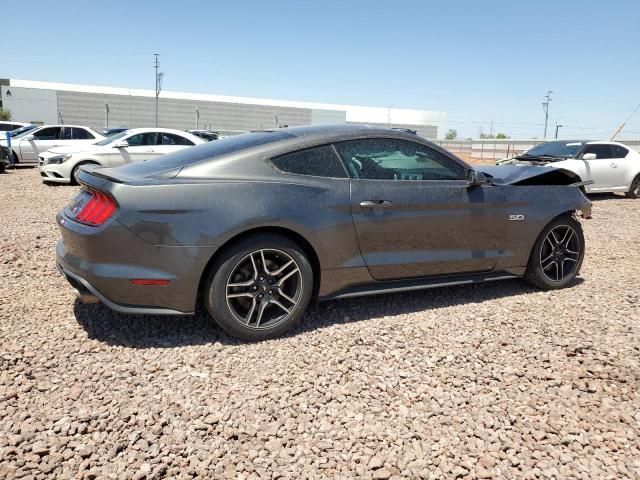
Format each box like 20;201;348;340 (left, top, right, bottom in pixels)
75;190;117;226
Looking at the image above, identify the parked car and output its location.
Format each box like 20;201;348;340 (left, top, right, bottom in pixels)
0;121;29;132
0;125;104;166
497;140;640;198
187;129;219;142
101;127;129;137
56;125;591;341
0;125;39;170
39;128;204;184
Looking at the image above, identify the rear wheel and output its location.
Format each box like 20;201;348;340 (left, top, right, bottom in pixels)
625;175;640;199
204;234;313;341
71;161;99;185
523;215;585;289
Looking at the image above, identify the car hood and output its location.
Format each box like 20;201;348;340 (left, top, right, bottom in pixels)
476;165;580;186
42;145;107;157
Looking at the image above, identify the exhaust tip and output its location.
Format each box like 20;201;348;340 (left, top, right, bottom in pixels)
75;291;100;304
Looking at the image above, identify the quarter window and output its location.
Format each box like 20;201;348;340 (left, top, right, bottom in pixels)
581;144;612;159
161;133;194;146
33;127;62;140
611;145;629;158
126;132;160;146
71;128;95;140
334;138;465;181
271;145;347;178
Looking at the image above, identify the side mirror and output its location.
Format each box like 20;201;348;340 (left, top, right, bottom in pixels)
24;135;35;141
113;140;129;149
466;169;488;186
582;153;597;160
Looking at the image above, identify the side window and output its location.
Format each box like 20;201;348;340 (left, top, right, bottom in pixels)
126;132;159;146
334;138;465;181
33;127;62;140
611;145;629;158
161;133;194;146
271;145;347;178
582;144;613;159
72;128;95;140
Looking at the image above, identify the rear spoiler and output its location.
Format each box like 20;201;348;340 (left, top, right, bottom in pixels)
570;179;595;188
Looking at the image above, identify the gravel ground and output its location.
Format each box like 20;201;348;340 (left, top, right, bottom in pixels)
1;167;639;480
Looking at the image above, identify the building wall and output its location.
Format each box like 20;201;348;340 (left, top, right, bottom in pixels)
1;86;58;125
347;121;437;139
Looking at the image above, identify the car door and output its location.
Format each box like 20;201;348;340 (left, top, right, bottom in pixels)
578;144;617;191
334;138;508;280
609;144;633;190
20;126;64;163
111;132;160;166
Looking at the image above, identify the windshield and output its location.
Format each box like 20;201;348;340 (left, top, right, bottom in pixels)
9;125;38;138
523;141;586;159
95;131;129;146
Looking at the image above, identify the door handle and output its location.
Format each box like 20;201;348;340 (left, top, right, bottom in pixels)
610;163;617;168
145;149;155;153
360;200;393;208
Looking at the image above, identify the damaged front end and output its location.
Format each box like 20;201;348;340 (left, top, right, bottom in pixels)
477;165;593;219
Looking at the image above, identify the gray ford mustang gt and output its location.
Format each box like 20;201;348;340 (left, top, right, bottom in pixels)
57;124;591;340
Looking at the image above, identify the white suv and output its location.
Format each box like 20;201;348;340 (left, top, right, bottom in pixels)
39;128;205;184
498;140;640;198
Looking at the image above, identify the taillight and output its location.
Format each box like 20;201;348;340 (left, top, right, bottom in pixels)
75;190;117;226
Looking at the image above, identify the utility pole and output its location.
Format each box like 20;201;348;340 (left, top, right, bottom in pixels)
542;90;553;139
387;106;394;127
105;103;109;128
489;120;494;137
154;54;164;127
195;108;199;129
554;121;563;139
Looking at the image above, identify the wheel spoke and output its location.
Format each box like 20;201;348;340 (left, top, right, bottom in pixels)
270;259;294;276
255;300;269;327
276;266;300;288
244;297;257;325
542;258;555;271
227;279;254;288
562;229;575;247
550;229;561;245
227;292;254;299
559;259;564;279
566;248;579;256
250;253;260;280
541;252;554;264
564;257;577;263
270;298;291;314
277;289;297;305
260;250;270;274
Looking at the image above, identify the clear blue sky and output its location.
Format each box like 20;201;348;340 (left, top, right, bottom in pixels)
3;0;639;139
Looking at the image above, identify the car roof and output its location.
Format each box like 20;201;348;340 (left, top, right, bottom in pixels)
259;123;399;139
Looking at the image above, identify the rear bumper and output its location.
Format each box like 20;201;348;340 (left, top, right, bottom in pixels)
56;211;214;314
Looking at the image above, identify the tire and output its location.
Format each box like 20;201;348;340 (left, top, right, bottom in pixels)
625;175;640;199
204;233;314;341
523;215;585;290
71;161;98;185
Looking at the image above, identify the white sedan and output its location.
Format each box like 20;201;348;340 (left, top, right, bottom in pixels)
0;125;104;165
39;128;205;184
498;140;640;198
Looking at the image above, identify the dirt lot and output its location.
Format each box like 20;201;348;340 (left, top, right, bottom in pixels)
1;168;639;479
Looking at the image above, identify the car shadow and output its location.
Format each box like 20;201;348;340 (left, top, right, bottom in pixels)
73;277;584;348
586;192;624;201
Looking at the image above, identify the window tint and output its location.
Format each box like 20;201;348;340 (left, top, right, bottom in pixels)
271;145;347;178
334;138;465;181
161;133;194;146
582;144;612;159
611;145;629;158
33;127;62;140
127;132;160;146
72;128;95;140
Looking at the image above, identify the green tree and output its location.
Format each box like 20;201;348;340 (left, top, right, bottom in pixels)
495;133;509;139
445;129;457;140
0;108;10;121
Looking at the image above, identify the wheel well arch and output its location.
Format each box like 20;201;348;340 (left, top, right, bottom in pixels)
197;226;321;302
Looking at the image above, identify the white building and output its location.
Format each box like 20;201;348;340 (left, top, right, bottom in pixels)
0;78;445;138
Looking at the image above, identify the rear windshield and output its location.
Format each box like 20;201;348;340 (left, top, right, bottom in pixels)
109;130;295;177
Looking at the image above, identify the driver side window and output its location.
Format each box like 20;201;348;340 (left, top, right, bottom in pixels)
333;138;465;181
126;132;160;146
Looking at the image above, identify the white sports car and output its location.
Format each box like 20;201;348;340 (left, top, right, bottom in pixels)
39;128;205;184
497;140;640;198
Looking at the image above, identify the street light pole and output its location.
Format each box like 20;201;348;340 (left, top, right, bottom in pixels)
542;90;553;139
154;54;164;127
195;108;199;129
105;103;109;128
387;106;394;127
554;122;563;139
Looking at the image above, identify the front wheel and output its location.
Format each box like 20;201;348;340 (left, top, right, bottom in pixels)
625;175;640;199
204;234;314;341
71;161;99;185
523;215;585;289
